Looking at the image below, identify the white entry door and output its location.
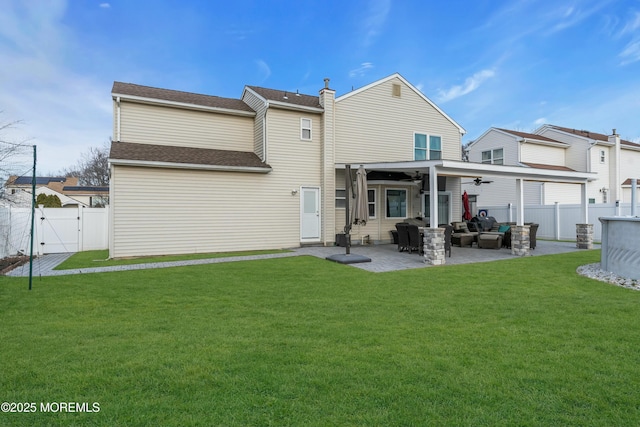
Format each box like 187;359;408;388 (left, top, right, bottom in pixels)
300;187;320;242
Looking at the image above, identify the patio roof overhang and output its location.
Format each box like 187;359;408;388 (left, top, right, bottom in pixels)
336;160;598;227
337;159;596;183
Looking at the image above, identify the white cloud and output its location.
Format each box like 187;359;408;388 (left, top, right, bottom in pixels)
437;69;496;103
617;11;640;65
255;59;271;82
360;0;391;47
620;39;640;65
534;117;547;126
619;11;640;36
99;3;111;8
0;1;112;174
349;62;374;78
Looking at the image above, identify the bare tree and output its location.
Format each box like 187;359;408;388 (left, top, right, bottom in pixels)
0;114;33;189
62;143;110;186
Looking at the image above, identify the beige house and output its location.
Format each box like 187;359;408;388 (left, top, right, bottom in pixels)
464;126;640;207
108;74;468;257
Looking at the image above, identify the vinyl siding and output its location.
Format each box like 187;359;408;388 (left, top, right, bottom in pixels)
536;128;589;171
521;143;565;166
464;178;543;206
119;101;254;151
468;130;517;164
110;108;324;257
110;166;300;257
542;182;582;204
241;90;267;160
335;77;461;164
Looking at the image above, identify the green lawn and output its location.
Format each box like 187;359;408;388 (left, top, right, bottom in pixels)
2;250;639;426
54;249;290;270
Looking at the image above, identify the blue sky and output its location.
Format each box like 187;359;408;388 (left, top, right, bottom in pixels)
1;0;640;174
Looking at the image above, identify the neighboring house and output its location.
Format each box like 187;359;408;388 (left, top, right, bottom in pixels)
108;74;467;257
536;126;640;204
463;126;640;207
61;186;109;207
0;186;86;208
3;176;108;207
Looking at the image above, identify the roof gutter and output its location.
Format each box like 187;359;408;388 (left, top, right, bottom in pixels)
108;158;272;173
265;100;324;113
111;93;256;117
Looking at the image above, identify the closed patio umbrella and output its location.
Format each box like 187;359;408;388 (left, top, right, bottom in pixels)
462;190;472;220
352;165;369;226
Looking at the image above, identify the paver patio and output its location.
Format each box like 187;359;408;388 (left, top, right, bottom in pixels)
4;240;595;277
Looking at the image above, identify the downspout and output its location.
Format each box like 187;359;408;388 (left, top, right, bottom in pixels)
115;96;121;142
263;108;268;162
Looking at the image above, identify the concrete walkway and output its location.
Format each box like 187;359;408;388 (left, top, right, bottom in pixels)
5;240;595;277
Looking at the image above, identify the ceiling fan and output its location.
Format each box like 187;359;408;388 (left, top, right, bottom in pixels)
463;177;494;186
400;171;423;184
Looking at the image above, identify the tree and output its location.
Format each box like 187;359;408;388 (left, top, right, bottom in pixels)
0;114;32;183
62;143;109;186
36;193;62;208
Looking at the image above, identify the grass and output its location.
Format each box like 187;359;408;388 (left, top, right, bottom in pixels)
54;248;290;270
2;250;640;426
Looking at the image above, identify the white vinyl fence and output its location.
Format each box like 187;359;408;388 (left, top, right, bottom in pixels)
0;206;108;258
479;202;637;243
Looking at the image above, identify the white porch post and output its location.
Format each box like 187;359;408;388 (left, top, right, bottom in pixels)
580;183;589;224
515;178;524;226
429;165;438;228
576;182;593;249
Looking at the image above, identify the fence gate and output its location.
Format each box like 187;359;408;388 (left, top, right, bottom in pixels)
38;207;79;253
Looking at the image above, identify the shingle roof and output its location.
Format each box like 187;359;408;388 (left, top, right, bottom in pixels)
109;142;271;170
246;86;322;109
63;186;109;193
622;178;640;185
549;125;640;148
521;162;576;172
497;128;567;145
112;82;255;113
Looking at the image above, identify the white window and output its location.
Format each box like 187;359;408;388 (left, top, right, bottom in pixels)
414;133;442;160
335;189;345;208
481;148;504;165
368;189;376;218
600;150;606;163
385;188;407;218
337;188;376;218
301;118;312;140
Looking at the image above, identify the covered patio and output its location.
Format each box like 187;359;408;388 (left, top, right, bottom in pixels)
337;159;597;264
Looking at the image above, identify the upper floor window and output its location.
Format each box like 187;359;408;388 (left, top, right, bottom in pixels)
599;150;606;163
481;148;504;165
301;118;312;141
414;133;442;160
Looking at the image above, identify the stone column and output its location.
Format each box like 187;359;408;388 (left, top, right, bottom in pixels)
423;228;446;265
576;224;593;249
511;225;530;256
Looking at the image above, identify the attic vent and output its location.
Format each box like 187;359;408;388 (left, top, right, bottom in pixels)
392;83;401;98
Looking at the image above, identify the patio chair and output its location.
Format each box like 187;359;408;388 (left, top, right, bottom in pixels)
443;224;453;257
395;223;410;252
528;223;539;249
407;224;423;254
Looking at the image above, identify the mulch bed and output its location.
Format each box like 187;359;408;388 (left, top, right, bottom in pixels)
0;256;30;275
